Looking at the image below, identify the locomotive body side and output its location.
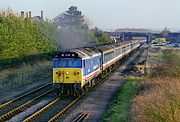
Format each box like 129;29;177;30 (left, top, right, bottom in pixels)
83;54;102;84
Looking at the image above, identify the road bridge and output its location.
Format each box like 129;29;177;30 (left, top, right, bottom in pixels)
107;32;151;42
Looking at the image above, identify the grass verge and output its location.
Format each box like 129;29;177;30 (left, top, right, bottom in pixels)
102;76;144;122
131;47;180;122
0;60;52;95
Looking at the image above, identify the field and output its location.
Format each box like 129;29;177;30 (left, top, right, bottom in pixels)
0;60;52;102
131;46;180;122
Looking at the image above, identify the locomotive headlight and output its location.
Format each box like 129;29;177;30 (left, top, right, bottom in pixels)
66;72;69;75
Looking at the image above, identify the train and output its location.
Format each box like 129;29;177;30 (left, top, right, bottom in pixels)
53;40;145;97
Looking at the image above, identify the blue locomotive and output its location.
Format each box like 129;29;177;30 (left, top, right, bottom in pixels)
53;40;142;96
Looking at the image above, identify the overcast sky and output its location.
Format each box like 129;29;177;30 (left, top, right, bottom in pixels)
1;0;180;31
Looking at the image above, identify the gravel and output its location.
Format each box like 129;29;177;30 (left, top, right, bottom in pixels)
0;80;50;104
6;100;49;122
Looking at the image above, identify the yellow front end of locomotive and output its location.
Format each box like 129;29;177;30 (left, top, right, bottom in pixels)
53;68;83;86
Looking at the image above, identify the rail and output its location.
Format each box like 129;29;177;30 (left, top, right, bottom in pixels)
0;88;54;121
73;112;89;122
23;98;60;122
0;83;51;110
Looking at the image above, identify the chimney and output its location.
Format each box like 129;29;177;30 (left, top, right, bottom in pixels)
26;12;28;18
40;10;43;19
29;11;32;18
21;11;25;18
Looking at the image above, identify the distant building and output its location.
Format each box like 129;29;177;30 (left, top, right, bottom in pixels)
0;10;44;21
160;27;170;37
20;10;44;21
33;10;44;21
167;33;180;43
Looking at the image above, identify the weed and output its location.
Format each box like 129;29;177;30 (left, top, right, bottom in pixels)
131;48;180;122
0;60;52;94
102;76;144;122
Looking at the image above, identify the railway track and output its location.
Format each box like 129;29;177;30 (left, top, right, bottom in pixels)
51;72;113;122
0;83;54;121
24;97;75;122
21;59;120;122
0;83;51;110
73;112;89;122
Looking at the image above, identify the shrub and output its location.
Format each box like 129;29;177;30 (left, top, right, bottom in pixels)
0;15;57;60
131;50;180;122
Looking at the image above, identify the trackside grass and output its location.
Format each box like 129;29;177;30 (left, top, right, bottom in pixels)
0;61;52;95
131;77;180;122
102;76;144;122
131;47;180;122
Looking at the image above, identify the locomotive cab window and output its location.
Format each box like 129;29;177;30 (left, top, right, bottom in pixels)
53;59;82;68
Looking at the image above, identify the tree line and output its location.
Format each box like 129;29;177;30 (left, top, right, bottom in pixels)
0;15;57;60
0;6;111;68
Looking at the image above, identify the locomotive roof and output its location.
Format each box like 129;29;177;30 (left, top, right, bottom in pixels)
56;47;101;59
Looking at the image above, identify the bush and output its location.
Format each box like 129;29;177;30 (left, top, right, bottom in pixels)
0;61;52;94
150;53;180;78
131;78;180;122
131;51;180;122
0;15;57;61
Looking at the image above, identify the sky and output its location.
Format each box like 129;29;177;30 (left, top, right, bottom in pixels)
0;0;180;31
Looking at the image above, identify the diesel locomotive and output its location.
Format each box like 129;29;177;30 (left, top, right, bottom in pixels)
53;40;144;97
